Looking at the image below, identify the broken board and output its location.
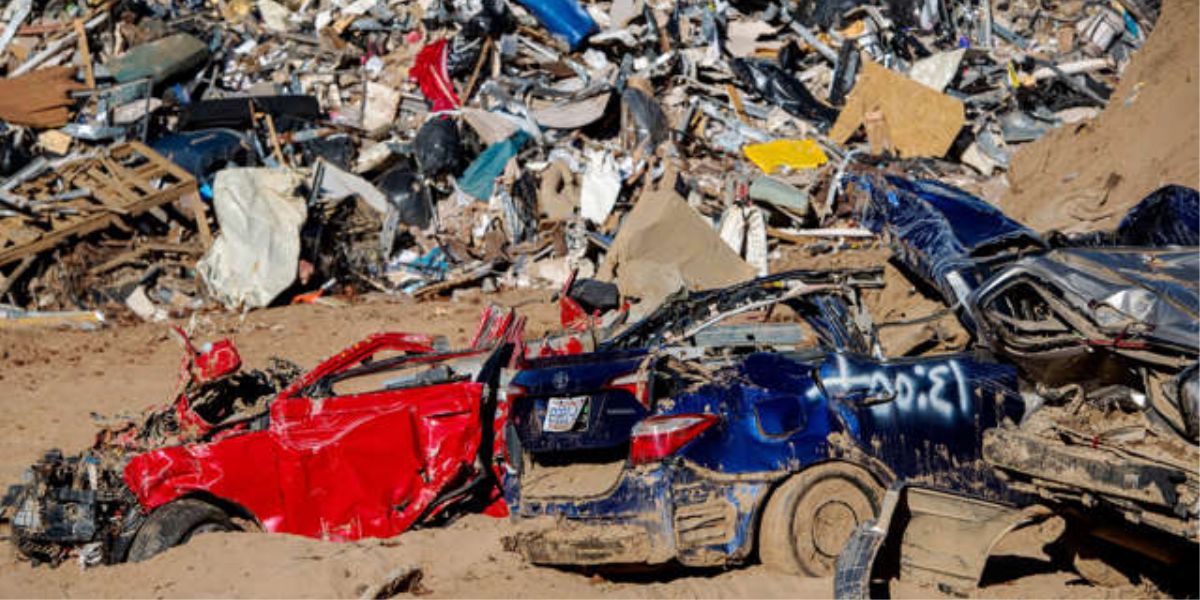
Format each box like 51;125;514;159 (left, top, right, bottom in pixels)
0;142;199;268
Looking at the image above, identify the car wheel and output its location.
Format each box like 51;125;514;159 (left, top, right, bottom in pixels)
759;463;883;576
126;498;239;562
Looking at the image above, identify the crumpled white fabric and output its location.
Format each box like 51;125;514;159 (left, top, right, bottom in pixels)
580;149;621;225
198;168;306;309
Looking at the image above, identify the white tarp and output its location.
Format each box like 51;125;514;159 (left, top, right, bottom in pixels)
580;149;620;225
198;168;306;308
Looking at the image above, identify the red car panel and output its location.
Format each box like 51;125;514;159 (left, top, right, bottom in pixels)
123;328;507;541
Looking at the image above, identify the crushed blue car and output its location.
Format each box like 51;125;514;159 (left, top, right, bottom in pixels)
858;174;1198;397
505;268;883;458
832;174;1199;597
504;270;1025;576
856;173;1198;502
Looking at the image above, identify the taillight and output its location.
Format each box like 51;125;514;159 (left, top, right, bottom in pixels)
629;414;719;465
504;383;527;402
606;372;650;409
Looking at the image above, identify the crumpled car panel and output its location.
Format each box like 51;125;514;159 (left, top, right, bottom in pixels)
973;247;1199;358
124;379;489;540
855;172;1044;306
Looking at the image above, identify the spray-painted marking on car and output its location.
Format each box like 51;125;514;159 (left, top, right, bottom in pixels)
809;355;970;420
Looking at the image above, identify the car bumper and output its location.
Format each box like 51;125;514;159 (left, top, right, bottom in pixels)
511;461;775;567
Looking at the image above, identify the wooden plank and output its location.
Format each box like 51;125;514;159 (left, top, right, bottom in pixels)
127;140;194;182
131;161;161;178
70;171;132;211
263;113;287;166
0;255;37;299
81;163;139;204
0;143;197;267
16;22;71;35
180;190;213;249
0;213;112;267
73;19;95;89
726;84;750;124
99;156;158;196
463;37;493;104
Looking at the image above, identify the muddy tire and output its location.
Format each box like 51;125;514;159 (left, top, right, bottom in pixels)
758;463;883;576
126;499;238;562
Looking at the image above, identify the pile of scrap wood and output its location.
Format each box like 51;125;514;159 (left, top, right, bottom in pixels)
0;142;206;317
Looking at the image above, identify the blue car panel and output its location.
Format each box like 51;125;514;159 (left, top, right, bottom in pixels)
516;461;773;567
1115;185;1199;247
662;352;1021;495
854;172;1044;309
511;348;1025;568
511;350;649;454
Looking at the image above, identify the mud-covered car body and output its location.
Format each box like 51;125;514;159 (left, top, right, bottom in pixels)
2;310;522;565
507;277;1025;569
858;174;1199;435
507;269;885;457
836;175;1199;597
857;174;1199;529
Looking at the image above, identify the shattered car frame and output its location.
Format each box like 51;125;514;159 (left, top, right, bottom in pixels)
857;173;1198;436
2;308;522;566
838;173;1199;595
506;270;1027;576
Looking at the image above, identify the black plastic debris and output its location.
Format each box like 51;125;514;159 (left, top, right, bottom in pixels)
378;167;434;230
731;58;839;130
567;278;620;314
829;42;861;106
179;96;323;132
300;134;357;170
447;0;515;77
414;117;464;177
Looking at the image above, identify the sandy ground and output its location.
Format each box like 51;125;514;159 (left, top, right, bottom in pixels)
1000;0;1199;233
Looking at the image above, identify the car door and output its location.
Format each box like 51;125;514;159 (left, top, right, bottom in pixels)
269;346;486;540
816;352;1023;500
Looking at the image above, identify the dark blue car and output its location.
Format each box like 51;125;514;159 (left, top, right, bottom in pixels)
505;272;1023;576
505;269;883;458
837;173;1199;594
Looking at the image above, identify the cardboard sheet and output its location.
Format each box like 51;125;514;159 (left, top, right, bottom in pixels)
829;60;965;158
597;171;755;306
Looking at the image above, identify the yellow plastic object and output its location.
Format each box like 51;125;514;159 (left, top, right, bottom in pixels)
220;0;253;23
743;139;829;174
838;19;868;38
1006;61;1024;88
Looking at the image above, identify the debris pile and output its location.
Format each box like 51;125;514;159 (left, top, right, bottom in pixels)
0;0;1162;325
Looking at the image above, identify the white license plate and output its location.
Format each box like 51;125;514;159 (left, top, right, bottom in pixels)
542;396;588;432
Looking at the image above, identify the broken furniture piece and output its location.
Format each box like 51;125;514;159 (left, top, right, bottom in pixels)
0;142;201;269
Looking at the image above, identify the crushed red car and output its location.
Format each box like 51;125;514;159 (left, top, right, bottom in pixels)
1;307;524;566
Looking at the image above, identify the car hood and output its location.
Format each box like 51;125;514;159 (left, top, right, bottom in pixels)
855;172;1045;306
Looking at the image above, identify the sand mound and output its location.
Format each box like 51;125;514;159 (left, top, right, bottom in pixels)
1000;0;1199;233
